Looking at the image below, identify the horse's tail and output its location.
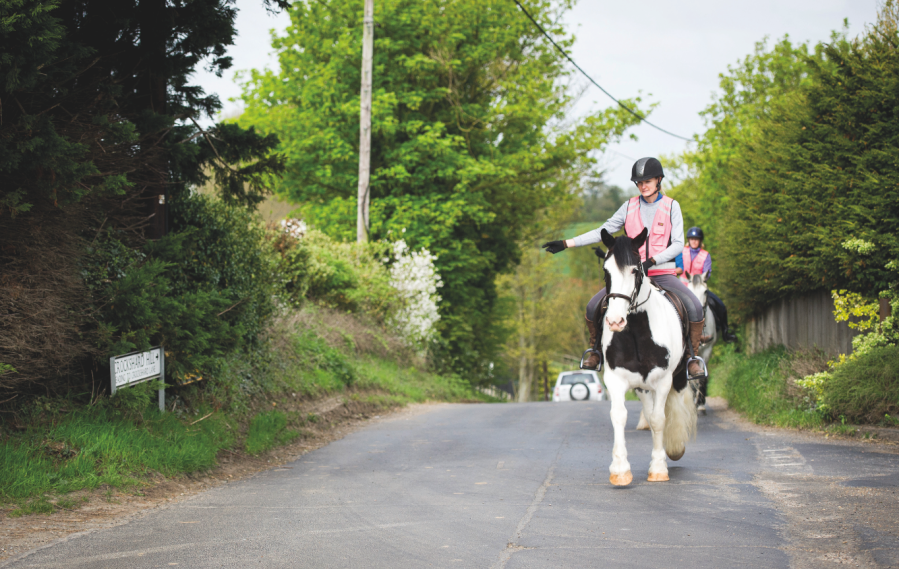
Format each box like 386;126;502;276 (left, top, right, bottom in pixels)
663;386;697;461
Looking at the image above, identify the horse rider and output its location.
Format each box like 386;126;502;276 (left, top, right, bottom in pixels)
676;226;737;343
541;157;707;378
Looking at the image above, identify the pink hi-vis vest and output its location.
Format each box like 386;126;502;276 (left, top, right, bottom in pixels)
680;246;709;284
623;195;677;277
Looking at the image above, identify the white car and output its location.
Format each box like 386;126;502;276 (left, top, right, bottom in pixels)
552;370;606;402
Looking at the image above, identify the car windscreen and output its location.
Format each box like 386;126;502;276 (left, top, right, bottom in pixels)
560;374;594;385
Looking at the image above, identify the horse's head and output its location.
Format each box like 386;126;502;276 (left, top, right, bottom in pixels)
685;272;709;309
598;227;648;333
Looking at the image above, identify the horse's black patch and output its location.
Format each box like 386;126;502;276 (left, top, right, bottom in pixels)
606;311;670;378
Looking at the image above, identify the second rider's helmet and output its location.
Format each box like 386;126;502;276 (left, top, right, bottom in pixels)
630;157;665;183
687;226;704;241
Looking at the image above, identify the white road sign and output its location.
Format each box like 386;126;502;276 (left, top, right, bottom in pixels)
113;348;162;387
110;346;166;411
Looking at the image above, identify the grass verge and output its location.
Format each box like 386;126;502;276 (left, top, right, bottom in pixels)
0;308;495;516
709;340;899;432
708;343;825;429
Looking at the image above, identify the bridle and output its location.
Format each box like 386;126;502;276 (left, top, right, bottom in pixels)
603;254;651;313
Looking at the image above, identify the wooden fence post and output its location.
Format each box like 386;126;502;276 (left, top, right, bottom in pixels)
880;298;892;322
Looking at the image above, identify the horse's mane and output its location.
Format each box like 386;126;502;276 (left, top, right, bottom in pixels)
607;234;641;269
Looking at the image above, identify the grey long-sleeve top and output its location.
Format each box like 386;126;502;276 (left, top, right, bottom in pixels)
570;195;685;273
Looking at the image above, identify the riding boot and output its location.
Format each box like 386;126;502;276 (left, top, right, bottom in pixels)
688;320;706;377
582;317;603;371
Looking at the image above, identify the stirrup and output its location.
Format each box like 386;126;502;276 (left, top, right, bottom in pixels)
580;349;603;371
686;356;708;381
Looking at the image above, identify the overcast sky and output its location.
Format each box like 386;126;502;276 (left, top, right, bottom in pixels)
194;0;879;188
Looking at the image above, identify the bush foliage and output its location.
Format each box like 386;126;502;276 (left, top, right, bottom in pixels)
82;194;277;383
0;0;286;394
823;345;899;423
275;229;399;321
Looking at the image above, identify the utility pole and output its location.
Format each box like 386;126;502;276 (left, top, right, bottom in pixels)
356;0;374;243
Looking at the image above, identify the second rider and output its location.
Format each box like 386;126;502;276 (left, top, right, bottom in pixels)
542;157;706;378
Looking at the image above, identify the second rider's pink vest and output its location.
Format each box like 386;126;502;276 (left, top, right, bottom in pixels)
623;195;677;277
679;246;709;284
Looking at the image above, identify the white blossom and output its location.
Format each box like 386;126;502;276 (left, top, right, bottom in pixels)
387;238;443;346
280;218;307;239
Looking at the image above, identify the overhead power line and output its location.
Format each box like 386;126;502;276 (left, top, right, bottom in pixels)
511;0;693;143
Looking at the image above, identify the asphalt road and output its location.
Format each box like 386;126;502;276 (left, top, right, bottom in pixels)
5;401;899;568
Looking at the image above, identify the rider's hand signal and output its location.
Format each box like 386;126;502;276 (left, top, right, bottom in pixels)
542;240;567;254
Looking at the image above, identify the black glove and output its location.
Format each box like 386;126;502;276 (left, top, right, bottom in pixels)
542;240;567;254
641;258;655;273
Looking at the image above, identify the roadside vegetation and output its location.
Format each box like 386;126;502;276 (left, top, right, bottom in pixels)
668;2;899;429
708;340;899;433
0;302;490;517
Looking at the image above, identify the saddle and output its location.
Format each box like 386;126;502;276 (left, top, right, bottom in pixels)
649;277;690;351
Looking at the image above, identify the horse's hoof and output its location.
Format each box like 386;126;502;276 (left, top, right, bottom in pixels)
698;404;707;415
648;472;669;482
609;471;633;486
667;447;685;461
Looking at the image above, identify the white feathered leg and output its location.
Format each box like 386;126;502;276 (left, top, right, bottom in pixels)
605;375;632;486
647;381;671;482
636;391;653;431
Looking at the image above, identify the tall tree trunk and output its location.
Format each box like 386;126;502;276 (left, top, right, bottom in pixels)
139;0;168;239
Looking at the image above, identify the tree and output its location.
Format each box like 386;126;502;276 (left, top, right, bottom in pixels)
0;0;287;393
239;0;643;377
719;9;899;314
666;34;824;258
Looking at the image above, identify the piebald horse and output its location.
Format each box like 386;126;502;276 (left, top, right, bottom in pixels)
598;228;697;486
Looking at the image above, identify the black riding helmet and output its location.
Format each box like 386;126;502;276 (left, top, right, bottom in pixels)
630;157;665;183
687;226;704;241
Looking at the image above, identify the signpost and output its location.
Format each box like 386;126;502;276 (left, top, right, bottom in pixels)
110;346;166;412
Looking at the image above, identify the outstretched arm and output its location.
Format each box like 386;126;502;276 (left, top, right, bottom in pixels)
565;201;629;248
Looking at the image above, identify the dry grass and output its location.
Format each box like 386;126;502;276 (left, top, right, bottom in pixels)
0;201;100;394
